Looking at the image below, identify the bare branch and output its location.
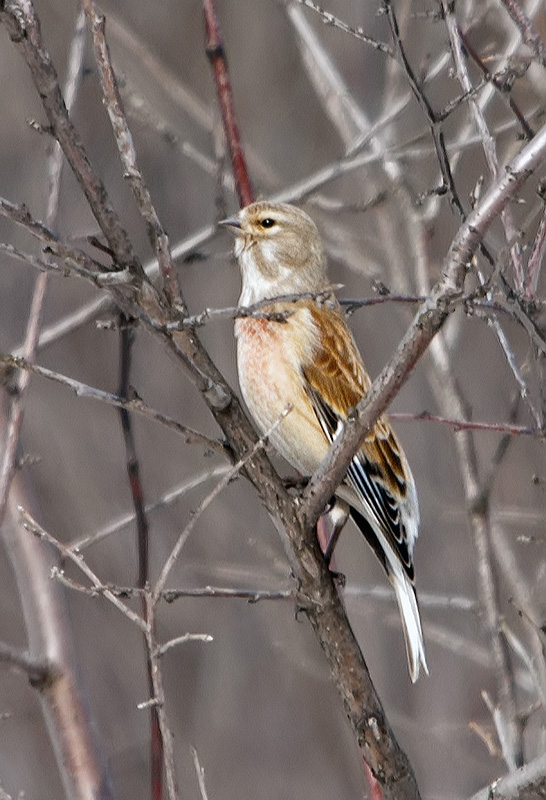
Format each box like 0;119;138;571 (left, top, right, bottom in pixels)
19;508;147;632
468;751;546;800
71;466;231;552
156;634;213;658
1;0;146;281
82;0;182;309
191;747;210;800
525;203;546;298
153;405;293;601
203;0;254;207
498;0;546;67
0;352;225;455
289;0;392;55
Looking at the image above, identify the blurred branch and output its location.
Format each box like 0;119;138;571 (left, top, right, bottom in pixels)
290;0;392;55
468;751;546;800
203;0;254;207
1;0;146;282
71;465;231;552
497;0;546;68
443;1;525;289
525;203;546;298
0;640;52;685
0;6;116;798
191;747;210;800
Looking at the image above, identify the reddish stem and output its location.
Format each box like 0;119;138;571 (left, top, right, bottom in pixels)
203;0;254;208
362;755;384;800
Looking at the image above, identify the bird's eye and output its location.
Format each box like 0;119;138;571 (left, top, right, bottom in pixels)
260;218;276;228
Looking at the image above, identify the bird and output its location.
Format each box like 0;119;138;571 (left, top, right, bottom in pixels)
221;200;428;682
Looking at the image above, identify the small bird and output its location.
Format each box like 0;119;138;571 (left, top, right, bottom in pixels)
222;201;428;682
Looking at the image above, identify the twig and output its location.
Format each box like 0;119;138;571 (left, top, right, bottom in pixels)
443;2;525;289
0;196;120;282
83;1;183;309
390;411;540;436
191;747;210;800
143;593;179;800
291;0;392;55
71;466;232;552
467;751;546;800
203;0;254;207
156;634;213;658
498;0;546;68
525;203;546;298
0;352;225;454
457;28;535;142
116;316;162;800
19;508;147;632
1;0;146;281
153;405;293;601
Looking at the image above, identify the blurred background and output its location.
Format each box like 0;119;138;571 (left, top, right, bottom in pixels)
0;1;545;797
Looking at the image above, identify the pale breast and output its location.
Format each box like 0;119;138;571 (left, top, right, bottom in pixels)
235;311;329;475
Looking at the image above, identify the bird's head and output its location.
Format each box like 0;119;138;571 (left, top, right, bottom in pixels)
221;201;329;304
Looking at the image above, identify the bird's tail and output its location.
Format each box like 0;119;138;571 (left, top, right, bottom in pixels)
390;563;428;683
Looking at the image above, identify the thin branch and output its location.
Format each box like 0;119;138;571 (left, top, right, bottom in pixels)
290;0;392;55
190;747;210;800
203;0;254;207
116;316;162;800
1;0;146;281
443;2;525;289
457;28;535;142
389;411;540;436
156;634;213;658
525;202;546;298
71;466;232;552
498;0;546;67
19;508;147;632
0;352;225;454
143;592;179;800
0;196;120;282
468;751;546;800
153;405;293;601
82;1;183;309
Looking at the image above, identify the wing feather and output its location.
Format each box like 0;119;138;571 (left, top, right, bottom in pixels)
301;303;415;583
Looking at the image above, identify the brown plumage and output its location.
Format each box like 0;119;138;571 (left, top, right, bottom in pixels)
223;201;428;681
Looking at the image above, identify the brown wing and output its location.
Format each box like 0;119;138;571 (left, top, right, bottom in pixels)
301;304;414;581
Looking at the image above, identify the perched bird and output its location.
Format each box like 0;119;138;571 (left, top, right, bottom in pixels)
222;201;428;682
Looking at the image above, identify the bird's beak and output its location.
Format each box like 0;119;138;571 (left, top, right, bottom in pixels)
218;216;242;232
